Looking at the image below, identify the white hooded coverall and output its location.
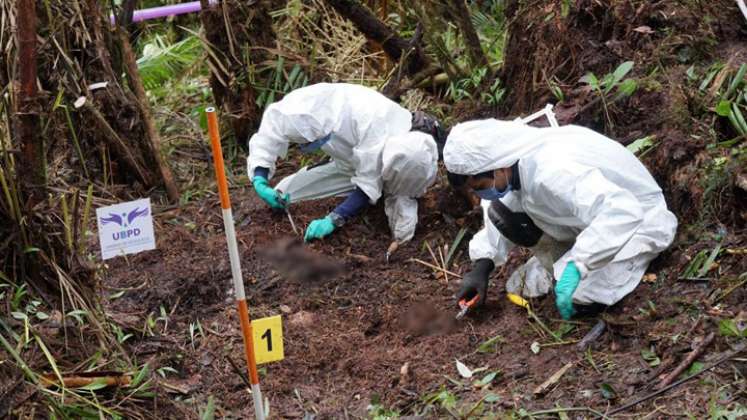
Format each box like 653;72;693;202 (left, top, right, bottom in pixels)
247;83;438;242
443;120;678;306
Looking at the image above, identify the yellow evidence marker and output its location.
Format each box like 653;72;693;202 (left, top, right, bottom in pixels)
251;315;284;364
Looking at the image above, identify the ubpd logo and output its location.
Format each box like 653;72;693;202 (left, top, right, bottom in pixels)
100;207;149;240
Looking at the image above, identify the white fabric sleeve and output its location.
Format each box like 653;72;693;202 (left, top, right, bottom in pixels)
350;142;385;203
384;196;418;243
537;167;644;274
468;200;515;265
247;107;291;180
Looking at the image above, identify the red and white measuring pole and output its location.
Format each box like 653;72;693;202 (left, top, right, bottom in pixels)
206;107;265;420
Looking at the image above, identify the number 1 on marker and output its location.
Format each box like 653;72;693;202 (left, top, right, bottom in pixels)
252;315;284;364
261;328;272;352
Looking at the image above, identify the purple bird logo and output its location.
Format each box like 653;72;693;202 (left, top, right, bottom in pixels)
100;207;149;228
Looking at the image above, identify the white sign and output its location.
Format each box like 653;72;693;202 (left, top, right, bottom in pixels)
96;198;156;260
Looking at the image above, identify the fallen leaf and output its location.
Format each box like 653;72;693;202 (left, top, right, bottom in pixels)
455;359;472;379
600;383;617;400
642;273;657;283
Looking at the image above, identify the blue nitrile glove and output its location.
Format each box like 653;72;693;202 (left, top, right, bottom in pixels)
555;261;581;320
304;216;336;242
252;176;287;209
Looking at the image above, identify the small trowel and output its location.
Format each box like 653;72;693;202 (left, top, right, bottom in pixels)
455;295;480;320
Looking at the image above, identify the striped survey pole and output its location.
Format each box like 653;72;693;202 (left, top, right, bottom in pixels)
205;107;265;420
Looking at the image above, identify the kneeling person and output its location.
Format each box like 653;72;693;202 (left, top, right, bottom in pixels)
247;82;442;244
444;119;677;319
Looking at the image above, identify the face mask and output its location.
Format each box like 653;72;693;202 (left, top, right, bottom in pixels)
474;171;511;201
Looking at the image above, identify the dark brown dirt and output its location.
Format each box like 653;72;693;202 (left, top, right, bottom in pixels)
100;176;747;418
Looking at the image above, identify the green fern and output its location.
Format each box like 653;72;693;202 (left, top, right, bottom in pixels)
137;35;203;90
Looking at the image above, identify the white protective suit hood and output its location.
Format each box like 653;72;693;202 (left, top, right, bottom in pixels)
443;119;542;175
247;83;413;203
381;132;439;242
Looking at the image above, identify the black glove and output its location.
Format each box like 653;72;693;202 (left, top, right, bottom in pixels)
488;199;543;247
456;259;495;307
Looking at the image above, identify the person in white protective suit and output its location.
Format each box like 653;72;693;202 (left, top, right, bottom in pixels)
443;119;678;319
247;83;443;244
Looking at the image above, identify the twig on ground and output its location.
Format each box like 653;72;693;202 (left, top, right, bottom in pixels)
437;245;449;283
713;274;747;304
533;362;574;395
656;332;715;389
607;340;746;416
225;355;252;389
527;309;562;342
677;277;712;282
408;258;462;278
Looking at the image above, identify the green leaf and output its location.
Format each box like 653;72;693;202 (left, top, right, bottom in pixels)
627;136;655;155
725;64;747;98
474;371;500;387
732;103;747;135
197;106;208;131
700;64;724;91
35;311;49;320
615;78;638;98
200;396;215;420
477;335;504;353
555;322;575;338
11;312;27;320
686;65;697;81
130;363;150;388
697;242;722;278
685;361;705;376
580;72;599;89
599;383;617;400
484;393;501;403
66;309;88;324
718;319;745;337
78;378;109;391
641;348;661;367
716;100;733;117
437;390;457;409
612;61;635;84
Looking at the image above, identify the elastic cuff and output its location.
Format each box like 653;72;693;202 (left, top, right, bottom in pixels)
473;258;495;276
253;166;270;180
571;260;589;279
328;212;345;227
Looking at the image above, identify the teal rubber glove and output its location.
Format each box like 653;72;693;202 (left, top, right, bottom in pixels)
252;176;287;209
555;261;581;320
304;216;336;242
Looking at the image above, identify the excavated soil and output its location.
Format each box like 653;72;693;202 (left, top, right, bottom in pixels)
101;178;747;418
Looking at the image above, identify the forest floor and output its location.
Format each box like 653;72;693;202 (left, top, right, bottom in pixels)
1;1;745;418
101;171;747;418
